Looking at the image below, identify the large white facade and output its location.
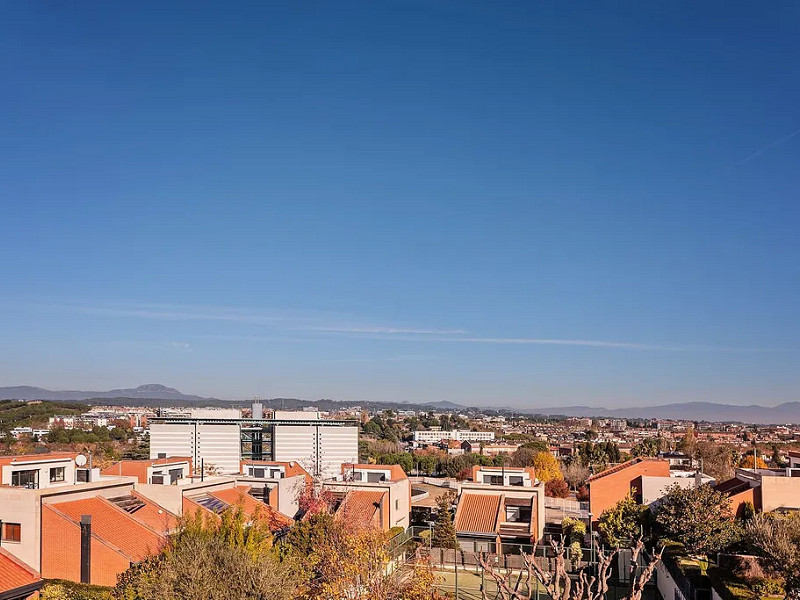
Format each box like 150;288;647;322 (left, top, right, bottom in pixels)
413;429;495;444
150;416;358;478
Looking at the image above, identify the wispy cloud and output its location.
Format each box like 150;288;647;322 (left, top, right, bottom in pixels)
736;127;800;166
323;354;438;363
46;302;783;353
308;326;466;335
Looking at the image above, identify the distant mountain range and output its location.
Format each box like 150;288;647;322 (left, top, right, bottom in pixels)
1;384;798;424
0;384;219;404
514;402;800;424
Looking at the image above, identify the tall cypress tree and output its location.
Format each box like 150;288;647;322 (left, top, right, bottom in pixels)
432;490;458;549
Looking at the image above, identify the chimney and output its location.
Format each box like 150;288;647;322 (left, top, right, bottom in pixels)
252;401;263;420
80;515;92;584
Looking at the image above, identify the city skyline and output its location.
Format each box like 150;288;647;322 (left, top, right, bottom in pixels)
1;2;799;408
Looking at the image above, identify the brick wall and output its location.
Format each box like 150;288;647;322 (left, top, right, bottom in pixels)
41;506;130;586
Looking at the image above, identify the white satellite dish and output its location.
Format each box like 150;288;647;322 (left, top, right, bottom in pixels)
75;455;88;467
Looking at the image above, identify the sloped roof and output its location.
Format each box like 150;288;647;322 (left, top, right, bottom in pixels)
587;458;666;482
46;496;166;561
336;490;387;529
0;547;42;596
454;493;503;534
714;477;752;496
127;491;179;532
208;486;293;530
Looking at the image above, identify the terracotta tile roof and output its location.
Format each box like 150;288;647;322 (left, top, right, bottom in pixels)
587;458;666;482
454;493;503;534
788;450;800;459
46;496;166;560
341;463;408;481
336;490;387;528
208;486;293;531
0;547;41;595
127;492;179;532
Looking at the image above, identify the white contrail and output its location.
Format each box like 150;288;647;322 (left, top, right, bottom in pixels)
737;128;800;165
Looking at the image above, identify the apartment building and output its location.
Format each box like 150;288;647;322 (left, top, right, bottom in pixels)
149;411;358;478
412;429;495;444
452;466;545;553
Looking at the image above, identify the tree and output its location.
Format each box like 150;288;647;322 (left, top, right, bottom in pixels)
563;463;591;490
283;511;444;600
113;507;299;600
653;484;739;556
545;479;570;498
738;454;768;470
695;441;736;482
746;513;800;600
533;452;563;482
432;490;458;549
476;536;662;600
597;492;646;547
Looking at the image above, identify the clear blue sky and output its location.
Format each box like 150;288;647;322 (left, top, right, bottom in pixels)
1;2;798;408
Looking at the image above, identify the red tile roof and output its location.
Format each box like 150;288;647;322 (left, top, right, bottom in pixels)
336;490;387;529
127;492;179;532
46;496;166;561
454;493;503;534
209;486;293;530
587;458;666;482
0;547;41;595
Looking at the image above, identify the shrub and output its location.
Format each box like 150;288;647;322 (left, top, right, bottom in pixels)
545;478;569;498
576;485;590;502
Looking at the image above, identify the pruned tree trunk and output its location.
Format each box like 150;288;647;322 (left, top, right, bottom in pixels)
476;536;662;600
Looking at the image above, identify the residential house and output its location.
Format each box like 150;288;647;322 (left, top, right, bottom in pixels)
452;466;545;553
322;464;412;531
715;467;800;515
586;458;670;521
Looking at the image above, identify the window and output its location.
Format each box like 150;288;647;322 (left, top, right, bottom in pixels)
251;467;265;478
11;469;38;488
269;469;284;479
169;468;183;484
50;467;66;483
2;523;21;542
367;472;386;483
483;475;503;485
508;476;523;486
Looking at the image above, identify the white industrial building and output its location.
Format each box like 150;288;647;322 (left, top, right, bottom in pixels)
149;411;358;478
412;429;495;444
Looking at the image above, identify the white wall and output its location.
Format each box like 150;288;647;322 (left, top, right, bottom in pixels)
1;458;76;489
150;423;195;462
